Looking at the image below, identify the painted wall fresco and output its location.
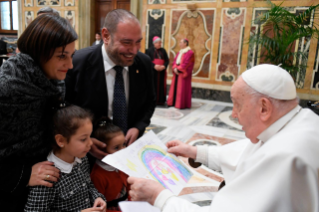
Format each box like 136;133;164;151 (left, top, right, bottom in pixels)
146;9;166;50
20;0;79;48
37;0;61;6
24;0;33;7
217;8;246;82
170;9;215;78
142;0;319;100
25;11;34;28
148;0;166;4
172;0;216;2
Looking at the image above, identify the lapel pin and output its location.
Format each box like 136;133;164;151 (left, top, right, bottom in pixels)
136;70;139;73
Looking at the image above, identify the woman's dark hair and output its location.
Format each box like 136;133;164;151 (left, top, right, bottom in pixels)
52;105;93;151
17;13;77;66
92;117;123;145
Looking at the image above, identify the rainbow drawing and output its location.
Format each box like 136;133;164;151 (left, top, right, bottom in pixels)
139;145;193;190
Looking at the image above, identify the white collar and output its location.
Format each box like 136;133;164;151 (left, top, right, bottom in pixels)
179;46;191;54
101;44;128;73
96;159;117;172
257;105;302;143
47;151;82;174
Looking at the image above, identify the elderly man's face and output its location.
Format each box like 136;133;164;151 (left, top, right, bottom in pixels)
154;40;162;49
230;77;261;143
105;21;142;67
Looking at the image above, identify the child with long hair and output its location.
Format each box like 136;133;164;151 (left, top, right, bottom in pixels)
25;105;107;212
90;118;130;211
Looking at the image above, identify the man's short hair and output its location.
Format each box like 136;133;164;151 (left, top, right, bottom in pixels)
103;9;140;35
37;7;59;16
183;39;189;46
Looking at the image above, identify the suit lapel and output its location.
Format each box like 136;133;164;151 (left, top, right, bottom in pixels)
89;44;108;109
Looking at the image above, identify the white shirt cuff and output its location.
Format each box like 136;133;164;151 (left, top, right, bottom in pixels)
195;146;209;165
154;189;175;210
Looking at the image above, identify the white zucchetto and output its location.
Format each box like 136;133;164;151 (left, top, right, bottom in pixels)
242;64;297;100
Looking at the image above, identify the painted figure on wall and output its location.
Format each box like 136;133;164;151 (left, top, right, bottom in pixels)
167;38;194;109
145;36;169;105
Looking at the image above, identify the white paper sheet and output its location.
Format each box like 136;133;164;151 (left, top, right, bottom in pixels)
102;131;193;195
119;201;160;212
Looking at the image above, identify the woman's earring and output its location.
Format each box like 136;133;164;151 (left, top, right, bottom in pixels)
60;145;64;147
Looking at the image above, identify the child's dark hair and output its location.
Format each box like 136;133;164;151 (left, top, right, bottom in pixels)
52;105;93;151
92;117;123;145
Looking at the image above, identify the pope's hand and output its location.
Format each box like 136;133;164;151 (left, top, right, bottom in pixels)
128;177;165;205
166;140;197;159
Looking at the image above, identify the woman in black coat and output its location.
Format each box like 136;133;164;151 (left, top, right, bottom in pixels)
0;14;77;211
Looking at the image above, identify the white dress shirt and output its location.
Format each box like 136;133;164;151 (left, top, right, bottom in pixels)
101;44;129;119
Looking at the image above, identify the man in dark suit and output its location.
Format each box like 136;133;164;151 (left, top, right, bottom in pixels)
92;32;103;46
65;9;156;160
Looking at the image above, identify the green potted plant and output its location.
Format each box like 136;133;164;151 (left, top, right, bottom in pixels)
249;0;319;81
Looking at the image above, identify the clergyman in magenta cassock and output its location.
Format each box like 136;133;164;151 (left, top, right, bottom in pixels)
167;39;194;109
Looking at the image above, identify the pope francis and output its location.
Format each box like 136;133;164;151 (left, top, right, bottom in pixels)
128;64;319;212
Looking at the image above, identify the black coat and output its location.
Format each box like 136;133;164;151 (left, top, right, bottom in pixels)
0;53;62;211
65;44;156;137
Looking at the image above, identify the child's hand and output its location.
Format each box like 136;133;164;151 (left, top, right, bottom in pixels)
93;197;106;212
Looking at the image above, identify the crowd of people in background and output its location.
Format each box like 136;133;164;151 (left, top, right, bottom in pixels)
0;6;318;212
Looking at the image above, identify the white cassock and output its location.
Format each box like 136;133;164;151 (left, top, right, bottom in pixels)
154;105;319;212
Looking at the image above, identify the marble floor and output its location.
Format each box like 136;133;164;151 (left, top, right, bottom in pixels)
146;98;247;206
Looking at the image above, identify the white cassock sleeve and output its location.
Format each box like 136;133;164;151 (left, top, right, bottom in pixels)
154;139;249;212
196;139;249;182
155;147;319;212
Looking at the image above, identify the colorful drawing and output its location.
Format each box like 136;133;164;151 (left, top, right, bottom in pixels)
126;159;137;172
139;145;192;190
102;131;193;195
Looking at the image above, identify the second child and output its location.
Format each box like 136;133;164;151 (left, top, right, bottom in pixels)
91;118;130;211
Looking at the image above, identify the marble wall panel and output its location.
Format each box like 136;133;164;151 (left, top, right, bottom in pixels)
146;9;165;50
170;9;215;78
167;85;232;103
217;8;246;82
